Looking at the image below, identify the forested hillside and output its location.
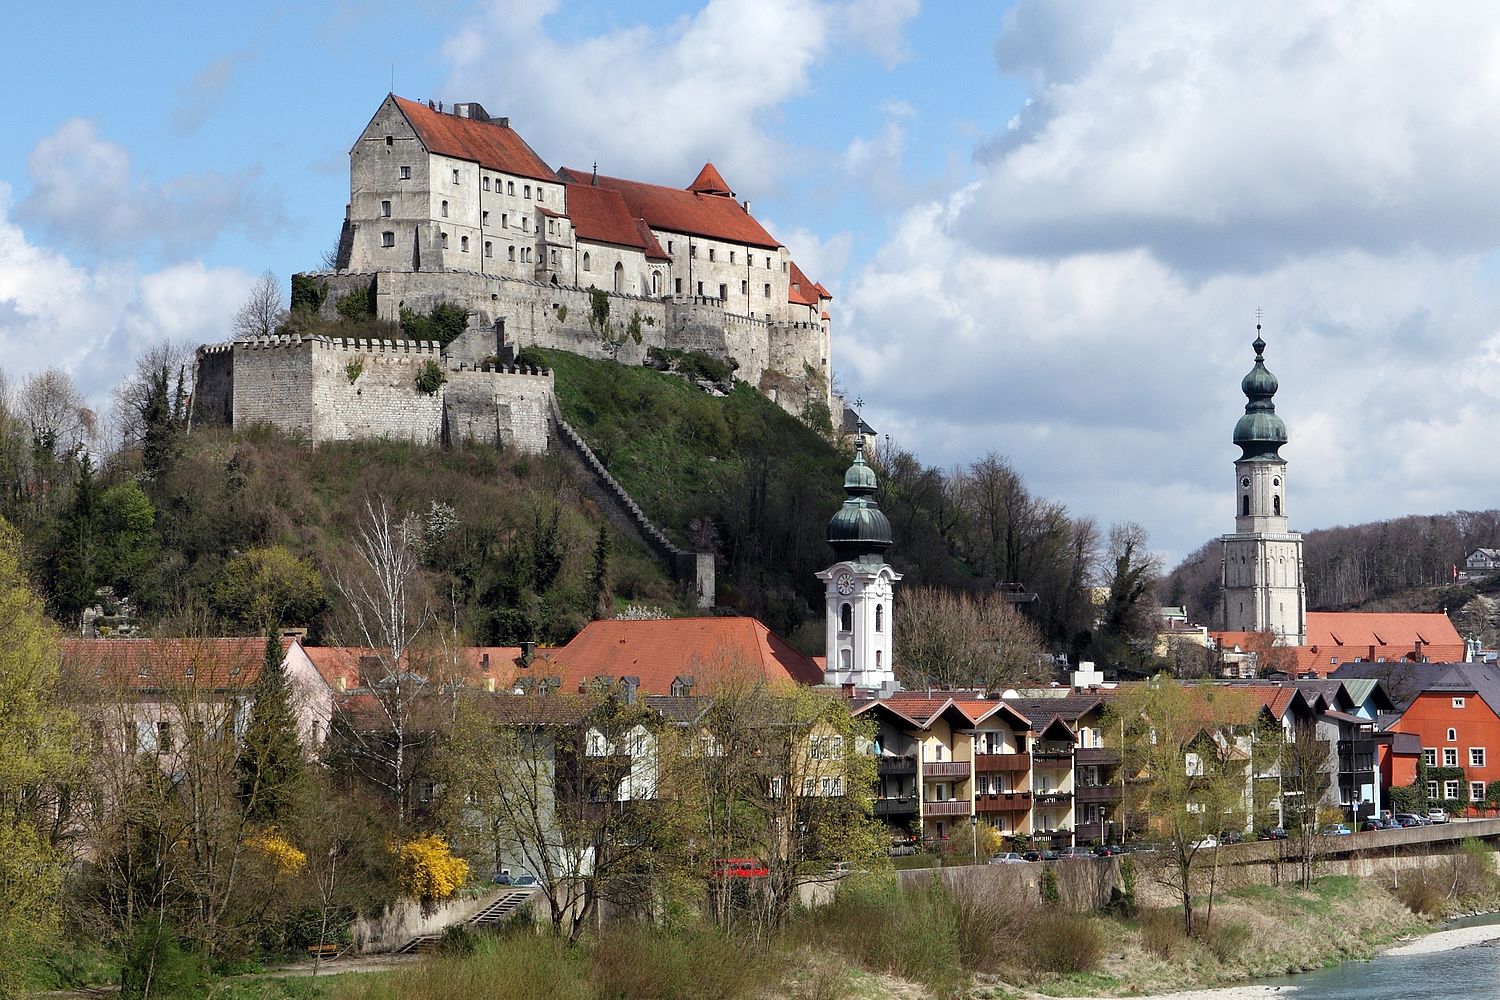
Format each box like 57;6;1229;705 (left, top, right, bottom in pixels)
1163;509;1500;625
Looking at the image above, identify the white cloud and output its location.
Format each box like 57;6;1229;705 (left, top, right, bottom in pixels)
173;48;254;133
17;119;285;259
0;182;255;404
440;0;919;194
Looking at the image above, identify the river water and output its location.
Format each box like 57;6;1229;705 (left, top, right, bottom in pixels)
1255;913;1500;999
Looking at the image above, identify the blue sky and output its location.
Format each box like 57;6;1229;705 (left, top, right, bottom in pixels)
9;1;1500;569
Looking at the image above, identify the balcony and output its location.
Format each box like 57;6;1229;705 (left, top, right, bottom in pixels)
975;752;1031;773
1033;743;1074;761
1076;784;1121;805
874;795;918;817
922;761;971;780
975;791;1032;813
922;799;973;817
1074;821;1104;843
1034;789;1073;803
1075;747;1121;767
876;754;917;775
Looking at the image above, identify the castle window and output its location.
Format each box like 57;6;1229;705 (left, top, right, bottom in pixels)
381;231;395;247
1273;495;1281;516
523;218;530;232
482;210;489;225
697;282;703;296
740;280;747;294
400;165;411;179
508;246;515;261
381;200;391;217
483;177;490;191
718;283;727;300
507;181;514;195
537;188;544;202
709;248;716;262
652;271;661;294
582;252;591;271
876;650;883;670
690;245;697;258
460;236;469;252
484;241;493;257
675;278;682;294
614;262;624;292
766;256;771;267
441;200;449;218
385;135;392;146
524;184;531;199
764;283;771;297
452;168;459;183
547;219;555;236
875;604;883;632
840;603;852;632
729;250;736;263
501;213;508;228
550;249;558;265
441;232;449;248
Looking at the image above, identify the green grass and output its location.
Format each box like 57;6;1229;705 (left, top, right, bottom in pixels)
1034;971;1122;996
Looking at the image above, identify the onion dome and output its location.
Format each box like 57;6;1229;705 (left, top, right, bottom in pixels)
828;443;892;559
1232;332;1288;461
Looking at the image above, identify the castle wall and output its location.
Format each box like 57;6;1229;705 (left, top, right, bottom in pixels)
193;343;235;427
445;365;553;454
305;339;445;443
230;339;317;435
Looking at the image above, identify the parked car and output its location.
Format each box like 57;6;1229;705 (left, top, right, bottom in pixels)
1427;808;1450;824
1056;846;1093;859
513;873;538;887
1391;813;1425;828
1020;849;1042;863
1191;835;1219;850
714;858;769;878
1040;849;1060;861
1093;843;1125;857
1258;826;1288;841
1320;823;1353;836
1218;830;1244;844
987;852;1028;865
826;862;853;877
1362;819;1387;832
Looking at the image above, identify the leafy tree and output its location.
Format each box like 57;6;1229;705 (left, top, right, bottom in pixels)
212;545;327;631
289;274;328;314
236;634;309;825
99;482;161;597
0;516;80;998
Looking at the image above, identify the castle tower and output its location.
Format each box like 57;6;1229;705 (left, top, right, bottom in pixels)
1220;330;1307;645
817;443;901;690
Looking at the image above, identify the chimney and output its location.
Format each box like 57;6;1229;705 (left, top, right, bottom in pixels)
498;116;510;128
520;641;536;665
742;199;751;214
591;161;598;186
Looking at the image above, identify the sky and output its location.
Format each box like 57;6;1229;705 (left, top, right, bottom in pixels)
5;1;1500;566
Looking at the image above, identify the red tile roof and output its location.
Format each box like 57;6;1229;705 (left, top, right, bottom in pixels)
300;645;522;690
788;262;820;306
1294;612;1466;675
688;162;733;196
559;167;781;249
533;617;821;695
61;637;267;691
564;183;655;254
393;96;556;183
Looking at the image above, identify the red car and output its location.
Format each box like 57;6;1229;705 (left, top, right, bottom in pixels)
714;858;768;878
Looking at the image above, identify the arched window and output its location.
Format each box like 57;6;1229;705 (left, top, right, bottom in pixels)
460;235;469;252
1273;495;1281;516
1241;495;1250;516
582;252;591;271
484;241;492;257
651;271;661;295
508;246;515;261
840;603;852;633
839;649;852;668
441;200;449;218
614;261;625;292
875;650;883;669
875;605;884;633
440;231;449;248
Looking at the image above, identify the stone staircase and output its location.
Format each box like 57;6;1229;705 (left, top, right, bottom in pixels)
394;888;537;955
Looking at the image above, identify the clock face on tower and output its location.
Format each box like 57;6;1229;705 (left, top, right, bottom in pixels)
835;572;855;595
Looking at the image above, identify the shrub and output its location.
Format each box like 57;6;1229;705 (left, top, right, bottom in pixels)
438;923;478;956
1452;839;1498;900
415;359;447;394
345;359;363;384
1039;864;1060;904
394;835;469;909
1024;912;1104;976
119;921;208;999
332;933;590;1000
1396;872;1444;915
290;274;327;313
1206;919;1252;962
515;346;548;369
336;282;375;321
1139;907;1186;959
399;301;470;347
590;924;764;1000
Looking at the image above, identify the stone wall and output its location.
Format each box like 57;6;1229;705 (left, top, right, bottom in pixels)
192;343;235;428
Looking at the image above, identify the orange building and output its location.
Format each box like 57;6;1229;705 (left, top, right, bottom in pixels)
1382;663;1500;815
1292;612;1466;676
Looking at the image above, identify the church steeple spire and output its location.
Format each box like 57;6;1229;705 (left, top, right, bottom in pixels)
819;441;901;691
1233;328;1288;461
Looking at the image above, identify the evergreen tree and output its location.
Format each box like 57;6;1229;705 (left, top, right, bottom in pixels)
235;634;307;825
48;454;102;619
139;360;178;480
586;524;610;620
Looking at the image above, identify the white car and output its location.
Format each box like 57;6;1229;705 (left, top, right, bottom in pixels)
987;852;1027;865
1426;808;1450;824
1191;835;1219;850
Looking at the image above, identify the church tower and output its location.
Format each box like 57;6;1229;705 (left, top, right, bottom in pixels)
818;443;901;690
1221;330;1307;644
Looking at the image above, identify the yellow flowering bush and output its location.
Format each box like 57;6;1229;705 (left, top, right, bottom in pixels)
247;830;307;875
394;835;470;905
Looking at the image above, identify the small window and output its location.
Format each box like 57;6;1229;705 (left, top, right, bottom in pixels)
483;177;490;191
690;245;697;259
1448;727;1458;742
1444;779;1460;799
764;283;771;297
381;199;391;217
675;278;682;294
718;283;727;300
524;184;531;199
839;603;852;632
400;165;411;179
875;604;884;633
1273;495;1281;516
538;188;545;203
1471;747;1486;767
385;135;393;146
523;217;530;232
1443;747;1458;766
441;200;449;218
1423;747;1436;766
582;252;591;271
507;181;515;195
441;232;449;248
765;256;771;268
156;721;172;754
709;248;716;262
484;241;493;258
482;210;489;225
1427;780;1439;798
1453;697;1466;709
740;280;747;294
697;282;703;295
460;236;469;252
381;231;395;247
667;240;674;254
452;168;459;183
730;251;736;263
1473;781;1487;801
1242;495;1250;516
502;213;508;228
508;246;515;261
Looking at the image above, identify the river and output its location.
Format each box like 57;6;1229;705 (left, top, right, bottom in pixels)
1252;912;1500;999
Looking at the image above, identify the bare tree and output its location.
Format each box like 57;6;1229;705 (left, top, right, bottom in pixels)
113;341;193;456
233;271;288;340
894;586;1052;689
18;368;89;461
330;499;436;826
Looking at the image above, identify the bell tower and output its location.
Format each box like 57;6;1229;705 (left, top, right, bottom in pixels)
1221;329;1306;645
817;443;900;691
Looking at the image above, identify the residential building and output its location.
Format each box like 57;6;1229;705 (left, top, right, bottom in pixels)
1460;547;1500;581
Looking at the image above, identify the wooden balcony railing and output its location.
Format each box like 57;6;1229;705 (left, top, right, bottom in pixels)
922;761;971;779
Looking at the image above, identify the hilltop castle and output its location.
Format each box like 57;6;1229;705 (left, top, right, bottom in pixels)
194;94;834;453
